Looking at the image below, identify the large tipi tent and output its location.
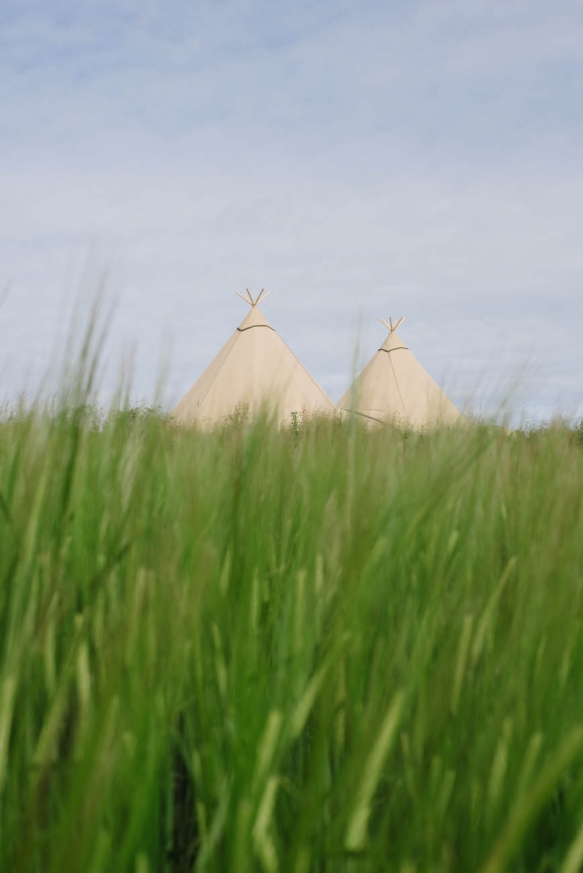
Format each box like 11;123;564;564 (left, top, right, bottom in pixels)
339;317;462;427
173;289;334;426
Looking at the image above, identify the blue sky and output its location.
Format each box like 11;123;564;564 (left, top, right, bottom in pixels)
1;0;582;419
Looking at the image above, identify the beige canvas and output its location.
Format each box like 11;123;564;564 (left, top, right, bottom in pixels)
173;291;335;427
339;318;461;427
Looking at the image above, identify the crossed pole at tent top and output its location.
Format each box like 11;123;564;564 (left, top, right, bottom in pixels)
379;316;406;333
236;288;273;307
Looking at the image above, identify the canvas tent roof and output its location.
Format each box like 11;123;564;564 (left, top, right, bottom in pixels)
172;289;334;426
338;317;461;427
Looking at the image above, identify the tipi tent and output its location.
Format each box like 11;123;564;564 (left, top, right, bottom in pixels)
338;317;461;427
173;289;334;426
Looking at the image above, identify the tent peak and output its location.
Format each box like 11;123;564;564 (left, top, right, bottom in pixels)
379;316;406;333
235;288;273;308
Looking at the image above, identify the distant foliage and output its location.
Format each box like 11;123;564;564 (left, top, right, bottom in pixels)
572;418;583;446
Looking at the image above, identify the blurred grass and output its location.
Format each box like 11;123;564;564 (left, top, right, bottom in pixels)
1;362;583;872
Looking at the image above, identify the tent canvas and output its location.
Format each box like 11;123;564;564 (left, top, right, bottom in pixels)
339;317;461;427
173;289;334;426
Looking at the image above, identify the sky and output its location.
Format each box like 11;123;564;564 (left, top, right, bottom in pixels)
1;0;582;421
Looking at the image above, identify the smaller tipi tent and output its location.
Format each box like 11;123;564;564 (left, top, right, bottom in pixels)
173;289;334;426
339;317;461;427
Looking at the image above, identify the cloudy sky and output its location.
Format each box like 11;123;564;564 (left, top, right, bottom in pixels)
1;0;582;421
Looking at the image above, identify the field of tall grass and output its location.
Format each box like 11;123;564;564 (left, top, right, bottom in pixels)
1;350;583;871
